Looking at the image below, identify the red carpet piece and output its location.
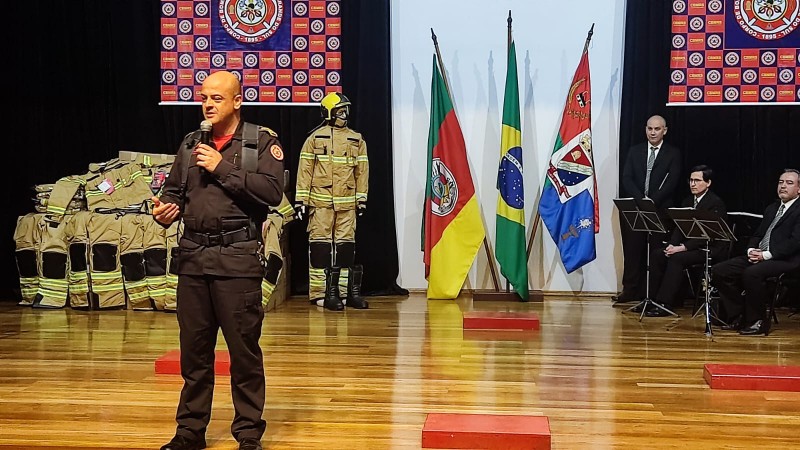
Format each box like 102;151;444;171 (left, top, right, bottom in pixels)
422;413;550;450
704;364;800;391
155;350;231;376
462;311;540;330
462;329;539;341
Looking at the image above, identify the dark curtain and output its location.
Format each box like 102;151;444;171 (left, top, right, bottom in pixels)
620;0;800;212
2;0;401;300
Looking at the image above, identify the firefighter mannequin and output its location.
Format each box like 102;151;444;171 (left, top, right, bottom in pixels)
295;92;369;311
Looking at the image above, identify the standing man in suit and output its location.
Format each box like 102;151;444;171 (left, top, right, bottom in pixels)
646;165;727;317
615;115;683;303
711;169;800;335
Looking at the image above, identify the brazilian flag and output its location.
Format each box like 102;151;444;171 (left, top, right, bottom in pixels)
495;39;528;301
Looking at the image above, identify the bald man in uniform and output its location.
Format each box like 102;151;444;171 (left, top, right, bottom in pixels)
153;71;283;450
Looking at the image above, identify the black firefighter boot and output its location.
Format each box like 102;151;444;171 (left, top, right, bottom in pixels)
346;265;369;309
323;267;344;311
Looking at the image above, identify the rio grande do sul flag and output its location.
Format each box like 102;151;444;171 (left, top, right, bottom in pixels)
423;55;485;299
538;44;598;273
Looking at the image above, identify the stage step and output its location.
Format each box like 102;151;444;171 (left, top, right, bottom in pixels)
462;311;540;331
463;329;539;341
155;350;231;376
422;413;550;449
704;364;800;391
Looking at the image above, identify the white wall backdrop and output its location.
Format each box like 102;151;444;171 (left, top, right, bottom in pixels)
391;0;628;293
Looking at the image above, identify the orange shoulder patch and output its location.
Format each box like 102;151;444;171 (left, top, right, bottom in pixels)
270;144;284;161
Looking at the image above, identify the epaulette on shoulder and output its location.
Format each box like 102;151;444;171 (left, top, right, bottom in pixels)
259;126;278;138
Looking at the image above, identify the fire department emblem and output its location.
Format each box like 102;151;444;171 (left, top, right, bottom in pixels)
779;67;795;82
546;130;594;204
725;86;740;101
689;87;704;101
734;0;800;40
430;158;458;217
219;0;284;44
270;144;284;160
244;87;258;101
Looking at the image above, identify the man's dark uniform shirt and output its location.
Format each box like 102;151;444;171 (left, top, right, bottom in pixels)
158;122;284;277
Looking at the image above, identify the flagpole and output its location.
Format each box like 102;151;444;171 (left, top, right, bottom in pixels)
527;23;595;259
583;23;595;54
507;10;512;52
504;10;512;294
476;14;541;302
430;29;452;99
431;28;501;292
583;23;600;235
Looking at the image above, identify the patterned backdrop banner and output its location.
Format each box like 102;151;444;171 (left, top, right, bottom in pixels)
668;0;800;105
160;1;342;105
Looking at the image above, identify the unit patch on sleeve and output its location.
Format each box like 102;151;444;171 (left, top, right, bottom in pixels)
270;144;284;161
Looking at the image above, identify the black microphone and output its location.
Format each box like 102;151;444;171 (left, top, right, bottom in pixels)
200;120;212;146
198;120;213;174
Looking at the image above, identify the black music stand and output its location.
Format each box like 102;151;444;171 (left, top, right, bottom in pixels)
667;207;736;336
614;197;672;321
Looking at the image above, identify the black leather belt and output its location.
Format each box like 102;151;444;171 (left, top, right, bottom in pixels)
183;226;256;246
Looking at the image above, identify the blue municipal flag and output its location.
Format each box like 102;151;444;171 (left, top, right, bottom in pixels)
538;45;598;273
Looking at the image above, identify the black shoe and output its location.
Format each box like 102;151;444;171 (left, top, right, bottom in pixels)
323;267;344;311
721;315;743;331
612;291;637;303
738;320;767;336
346;296;369;309
645;305;672;317
345;265;369;309
160;435;206;450
239;438;263;450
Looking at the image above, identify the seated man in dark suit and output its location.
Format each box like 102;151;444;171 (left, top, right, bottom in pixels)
646;165;727;317
711;168;800;335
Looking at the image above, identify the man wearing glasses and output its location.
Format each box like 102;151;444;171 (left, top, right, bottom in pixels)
645;165;727;317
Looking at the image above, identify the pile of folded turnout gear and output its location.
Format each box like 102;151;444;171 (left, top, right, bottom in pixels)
14;153;180;311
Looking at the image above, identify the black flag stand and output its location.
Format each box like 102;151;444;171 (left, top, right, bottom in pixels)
614;197;676;321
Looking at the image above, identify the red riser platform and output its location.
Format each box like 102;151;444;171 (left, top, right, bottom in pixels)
422;413;550;450
462;311;540;331
155;350;231;376
704;364;800;391
462;329;539;341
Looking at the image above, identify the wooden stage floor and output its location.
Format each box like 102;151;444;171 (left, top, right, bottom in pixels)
0;294;798;449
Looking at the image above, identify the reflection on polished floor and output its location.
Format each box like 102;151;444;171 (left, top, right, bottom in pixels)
0;295;798;449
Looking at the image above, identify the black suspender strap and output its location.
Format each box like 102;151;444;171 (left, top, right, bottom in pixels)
180;131;200;195
241;122;258;173
182;124;258;186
